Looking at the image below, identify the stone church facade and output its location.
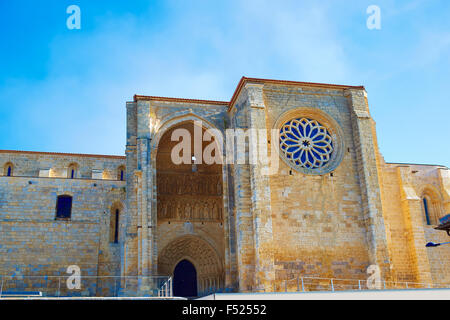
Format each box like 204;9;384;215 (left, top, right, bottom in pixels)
0;77;449;296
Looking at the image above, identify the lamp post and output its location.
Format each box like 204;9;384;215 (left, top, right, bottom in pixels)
426;241;450;248
434;214;450;236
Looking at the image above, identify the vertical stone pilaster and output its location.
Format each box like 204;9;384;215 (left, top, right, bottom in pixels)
231;102;256;291
345;89;392;280
244;83;275;291
438;168;450;214
397;166;433;284
223;162;238;291
135;169;143;276
135;100;155;292
122;102;138;288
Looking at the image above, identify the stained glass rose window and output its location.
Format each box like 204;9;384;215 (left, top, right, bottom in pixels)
279;118;333;169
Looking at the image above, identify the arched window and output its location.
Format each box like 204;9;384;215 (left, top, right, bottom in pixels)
423;197;431;225
67;163;78;179
117;166;126;181
3;162;13;177
56;195;72;220
110;205;121;243
422;188;443;225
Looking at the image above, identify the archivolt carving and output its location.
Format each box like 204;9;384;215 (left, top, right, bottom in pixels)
157;172;224;222
158;235;223;278
157;196;223;222
157;173;222;196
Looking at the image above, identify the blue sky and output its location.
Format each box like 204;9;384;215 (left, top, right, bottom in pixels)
0;0;449;166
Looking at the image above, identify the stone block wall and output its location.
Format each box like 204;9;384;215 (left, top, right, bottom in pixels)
0;151;126;296
381;162;450;285
262;84;373;286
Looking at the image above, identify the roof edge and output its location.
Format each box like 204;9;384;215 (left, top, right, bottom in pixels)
0;150;125;160
134;95;229;106
386;162;448;169
228;77;366;112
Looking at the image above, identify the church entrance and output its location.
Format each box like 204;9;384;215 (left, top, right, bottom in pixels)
173;259;198;298
155;121;226;296
158;235;224;297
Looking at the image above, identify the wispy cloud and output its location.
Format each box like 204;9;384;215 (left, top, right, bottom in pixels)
0;0;449;166
1;1;353;155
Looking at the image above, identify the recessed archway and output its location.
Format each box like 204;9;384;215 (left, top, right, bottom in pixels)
421;186;444;225
155;121;224;223
158;235;224;296
173;259;198;297
154;119;227;295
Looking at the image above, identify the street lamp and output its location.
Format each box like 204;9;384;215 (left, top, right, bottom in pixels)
434;214;450;236
426;241;450;247
426;215;450;248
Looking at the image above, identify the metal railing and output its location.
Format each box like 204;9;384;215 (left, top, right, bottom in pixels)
158;277;173;297
2;274;449;298
270;276;450;293
0;275;172;298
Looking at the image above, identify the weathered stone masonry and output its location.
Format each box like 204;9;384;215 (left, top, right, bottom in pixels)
1;77;449;295
0;150;126;296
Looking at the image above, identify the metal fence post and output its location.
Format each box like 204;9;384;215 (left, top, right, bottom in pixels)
0;277;3;297
166;279;169;297
330;279;334;292
58;277;61;297
297;276;300;292
301;277;305;292
285;280;287;292
358;280;362;290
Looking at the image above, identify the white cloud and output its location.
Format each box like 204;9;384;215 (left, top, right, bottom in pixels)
0;1;361;155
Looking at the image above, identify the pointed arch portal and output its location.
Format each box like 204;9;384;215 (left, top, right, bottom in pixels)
155;121;224;223
173;259;198;298
155;120;226;296
158;235;224;297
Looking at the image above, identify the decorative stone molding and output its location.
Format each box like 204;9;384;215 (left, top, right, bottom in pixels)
39;168;51;178
157;196;223;222
158;235;223;278
92;169;104;180
157;173;222;196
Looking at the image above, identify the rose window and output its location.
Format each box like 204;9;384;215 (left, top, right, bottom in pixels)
279;118;333;169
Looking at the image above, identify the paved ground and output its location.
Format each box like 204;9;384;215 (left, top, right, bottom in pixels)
198;288;450;300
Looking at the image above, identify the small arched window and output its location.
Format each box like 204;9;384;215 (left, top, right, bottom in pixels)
56;195;73;220
67;163;78;179
3;162;13;177
110;206;120;243
422;188;443;225
423;197;431;225
117;166;126;181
